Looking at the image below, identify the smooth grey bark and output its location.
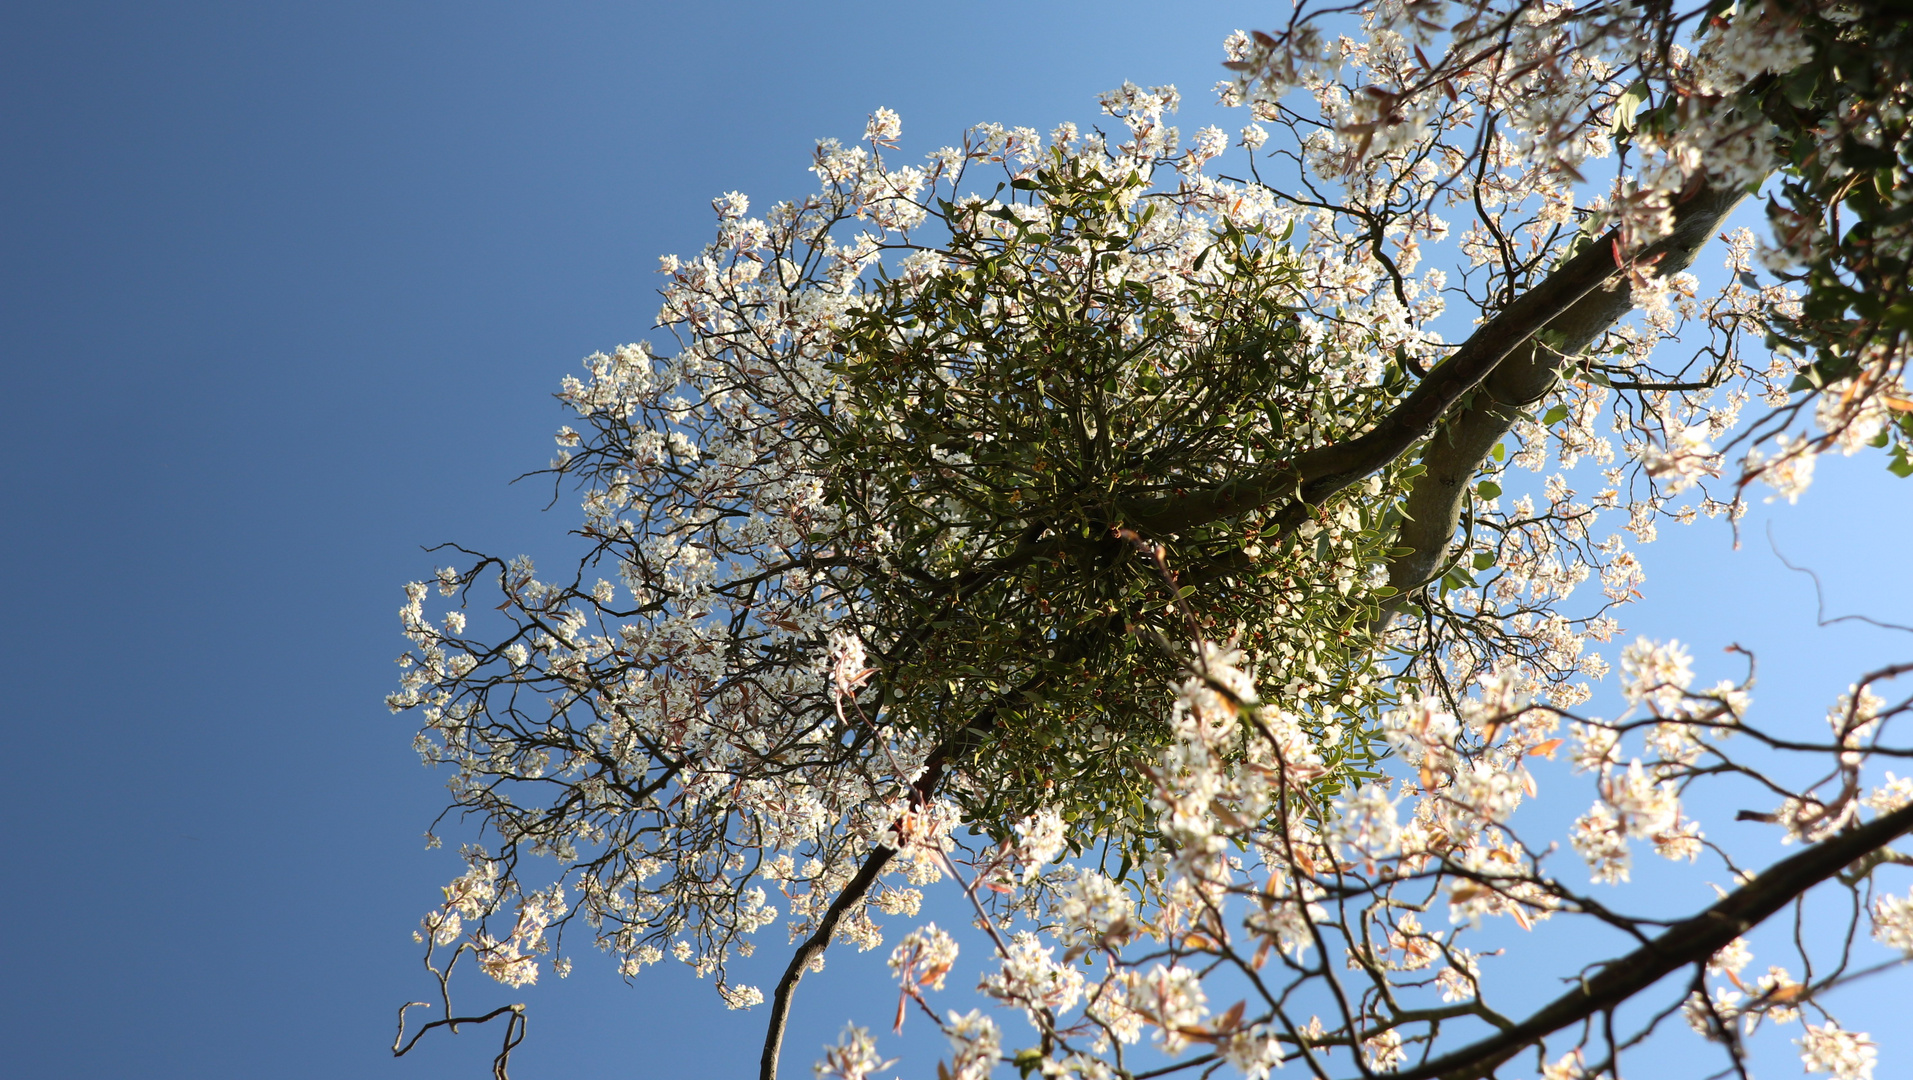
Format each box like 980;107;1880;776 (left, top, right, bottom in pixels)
1123;186;1746;566
1384;184;1748;605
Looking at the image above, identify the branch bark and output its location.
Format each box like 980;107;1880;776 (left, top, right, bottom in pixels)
759;843;898;1080
1375;798;1913;1080
1123;184;1747;551
758;704;1005;1080
1385;184;1747;603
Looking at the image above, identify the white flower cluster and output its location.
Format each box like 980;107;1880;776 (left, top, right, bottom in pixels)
1798;1022;1877;1080
1871;891;1913;955
889;922;958;994
814;1025;894;1080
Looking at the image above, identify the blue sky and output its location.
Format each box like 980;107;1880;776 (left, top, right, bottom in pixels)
3;3;1908;1078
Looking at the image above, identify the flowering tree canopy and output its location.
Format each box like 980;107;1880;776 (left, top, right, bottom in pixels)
388;3;1913;1079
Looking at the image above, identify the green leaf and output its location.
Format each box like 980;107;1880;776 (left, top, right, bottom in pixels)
1612;79;1648;136
1542;404;1570;425
1551;228;1594;270
1476;480;1502;500
1783;66;1820;109
1472;552;1497;571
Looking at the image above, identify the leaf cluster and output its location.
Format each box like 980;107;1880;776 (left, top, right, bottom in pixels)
804;159;1416;840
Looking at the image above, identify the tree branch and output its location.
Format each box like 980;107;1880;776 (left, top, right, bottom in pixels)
758;711;990;1080
760;843;899;1080
1385;184;1747;605
1122;184;1746;547
758;619;1113;1078
1374;798;1913;1080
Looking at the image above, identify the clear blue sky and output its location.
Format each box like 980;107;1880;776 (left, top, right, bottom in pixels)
2;3;1907;1078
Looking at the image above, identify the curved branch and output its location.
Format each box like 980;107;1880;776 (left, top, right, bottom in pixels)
757;715;982;1080
1125;220;1623;535
1123;184;1747;545
759;620;1112;1078
1374;797;1913;1080
1385;184;1748;606
759;843;900;1080
393;1001;526;1080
